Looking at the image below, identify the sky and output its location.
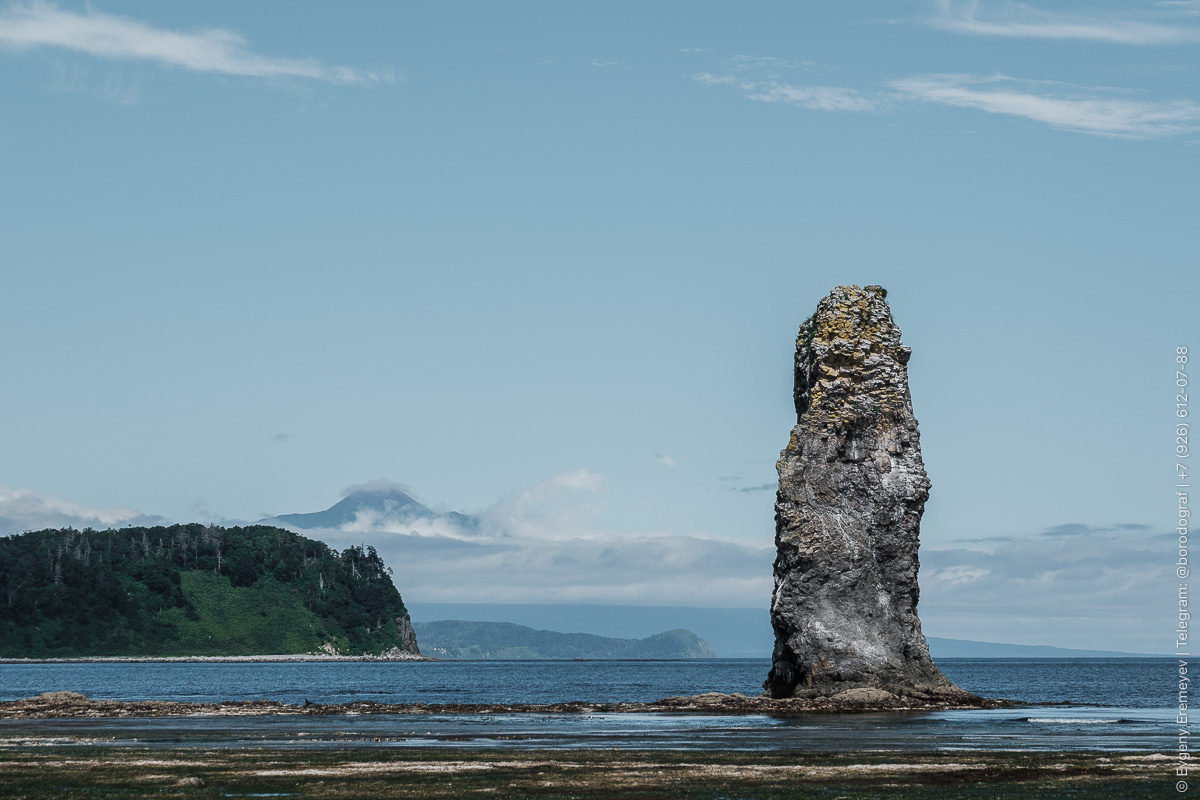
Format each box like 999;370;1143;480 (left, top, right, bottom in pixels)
0;0;1196;653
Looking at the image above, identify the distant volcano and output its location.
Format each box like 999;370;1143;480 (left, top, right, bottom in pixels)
268;486;477;531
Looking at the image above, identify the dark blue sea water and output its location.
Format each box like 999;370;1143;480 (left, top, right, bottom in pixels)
0;658;1180;752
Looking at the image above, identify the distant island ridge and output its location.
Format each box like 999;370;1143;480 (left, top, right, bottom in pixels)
407;603;1161;659
414;620;714;660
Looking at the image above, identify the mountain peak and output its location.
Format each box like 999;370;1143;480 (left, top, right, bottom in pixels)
272;487;431;530
266;484;477;533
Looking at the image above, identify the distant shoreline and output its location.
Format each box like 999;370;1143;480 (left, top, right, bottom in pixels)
0;653;435;664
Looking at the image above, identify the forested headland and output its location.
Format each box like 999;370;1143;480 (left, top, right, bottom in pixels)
0;524;419;658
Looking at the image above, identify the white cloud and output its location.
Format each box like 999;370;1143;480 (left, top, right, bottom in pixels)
0;486;165;535
339;510;471;540
340;478;416;497
891;73;1200;137
542;469;603;492
693;72;880;113
273;468;774;606
475;469;607;542
318;526;774;607
655;453;677;467
0;1;391;84
930;0;1200;44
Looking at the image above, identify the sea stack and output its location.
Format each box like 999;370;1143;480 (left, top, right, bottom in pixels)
765;285;964;700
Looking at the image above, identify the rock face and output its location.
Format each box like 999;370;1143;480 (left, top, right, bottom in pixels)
396;612;421;655
764;285;964;700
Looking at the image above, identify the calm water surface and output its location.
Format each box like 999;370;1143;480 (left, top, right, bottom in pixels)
0;658;1178;752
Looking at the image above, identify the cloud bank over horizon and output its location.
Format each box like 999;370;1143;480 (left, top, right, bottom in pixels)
0;478;1172;652
285;470;777;608
919;523;1169;652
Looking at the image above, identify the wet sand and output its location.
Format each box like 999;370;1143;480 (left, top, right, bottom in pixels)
0;744;1168;799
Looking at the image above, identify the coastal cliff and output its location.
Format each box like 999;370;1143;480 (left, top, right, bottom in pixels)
0;524;421;659
765;285;966;700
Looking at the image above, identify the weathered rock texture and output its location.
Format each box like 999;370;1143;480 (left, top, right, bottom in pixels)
397;612;421;655
765;285;966;700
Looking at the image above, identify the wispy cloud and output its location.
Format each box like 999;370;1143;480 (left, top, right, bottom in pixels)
268;433;294;443
655;453;677;468
930;0;1200;44
727;483;775;494
692;51;878;114
1041;521;1152;537
693;73;880;112
0;1;392;84
1158;1;1200;18
0;486;165;535
727;54;824;72
891;73;1200;137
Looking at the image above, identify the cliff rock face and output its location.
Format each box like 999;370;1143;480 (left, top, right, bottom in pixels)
764;285;964;699
396;612;421;655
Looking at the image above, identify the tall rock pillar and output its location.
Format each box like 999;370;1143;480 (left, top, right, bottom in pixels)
765;285;964;700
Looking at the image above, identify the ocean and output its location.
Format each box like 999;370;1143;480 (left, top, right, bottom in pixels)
0;658;1178;752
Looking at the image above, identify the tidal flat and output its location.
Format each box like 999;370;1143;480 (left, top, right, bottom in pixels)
0;746;1170;799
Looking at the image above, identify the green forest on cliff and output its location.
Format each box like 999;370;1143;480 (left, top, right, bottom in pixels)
0;525;413;658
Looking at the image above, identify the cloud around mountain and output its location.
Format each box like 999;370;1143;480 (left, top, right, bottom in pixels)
0;478;1171;652
263;473;775;608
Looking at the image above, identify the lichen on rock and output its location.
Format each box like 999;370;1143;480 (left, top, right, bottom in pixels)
765;285;970;701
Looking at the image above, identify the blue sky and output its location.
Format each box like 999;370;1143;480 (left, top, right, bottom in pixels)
1;1;1196;652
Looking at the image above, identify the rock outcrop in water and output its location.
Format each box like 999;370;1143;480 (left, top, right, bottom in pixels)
765;285;966;700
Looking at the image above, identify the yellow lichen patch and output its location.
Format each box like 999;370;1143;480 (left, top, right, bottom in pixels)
802;285;908;428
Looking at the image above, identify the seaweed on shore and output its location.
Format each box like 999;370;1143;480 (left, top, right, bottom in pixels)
0;744;1168;799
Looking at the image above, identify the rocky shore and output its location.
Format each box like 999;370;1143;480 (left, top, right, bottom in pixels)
0;689;1009;719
